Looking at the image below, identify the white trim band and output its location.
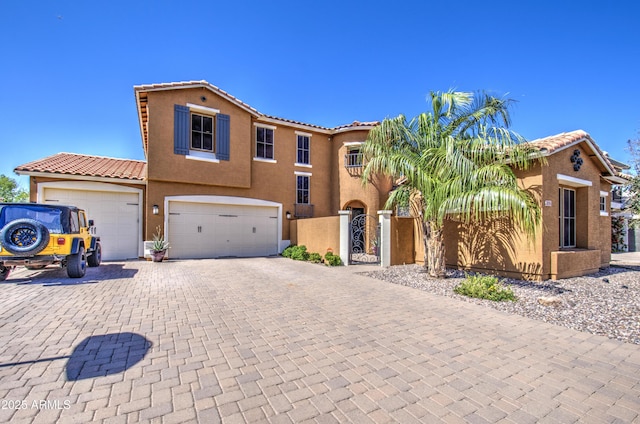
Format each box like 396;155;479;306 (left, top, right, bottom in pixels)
557;174;592;187
186;103;220;114
254;122;277;130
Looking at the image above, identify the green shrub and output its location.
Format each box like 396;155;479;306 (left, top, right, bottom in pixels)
290;245;309;261
324;252;343;266
282;245;295;258
454;274;516;302
284;245;334;265
308;252;322;263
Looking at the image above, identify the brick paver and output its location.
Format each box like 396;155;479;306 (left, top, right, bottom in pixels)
1;258;639;423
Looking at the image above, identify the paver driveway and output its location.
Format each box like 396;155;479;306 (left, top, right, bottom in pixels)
0;258;639;423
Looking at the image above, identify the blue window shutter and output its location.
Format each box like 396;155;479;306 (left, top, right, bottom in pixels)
216;113;230;161
174;105;190;155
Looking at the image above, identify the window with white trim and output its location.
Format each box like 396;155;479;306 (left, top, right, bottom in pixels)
559;188;576;248
191;113;214;152
174;104;230;161
297;175;309;204
297;134;310;165
256;126;274;160
600;191;609;216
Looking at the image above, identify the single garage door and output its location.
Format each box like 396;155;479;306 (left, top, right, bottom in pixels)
168;201;279;259
42;187;140;260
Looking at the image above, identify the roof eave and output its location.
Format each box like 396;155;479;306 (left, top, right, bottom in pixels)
533;134;617;177
14;170;147;185
332;125;378;134
603;175;630;184
255;116;332;135
133;80;262;118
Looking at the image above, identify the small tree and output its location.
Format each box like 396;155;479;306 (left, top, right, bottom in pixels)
0;174;28;203
362;90;543;278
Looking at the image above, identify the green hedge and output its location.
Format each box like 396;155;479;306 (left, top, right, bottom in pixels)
282;245;342;266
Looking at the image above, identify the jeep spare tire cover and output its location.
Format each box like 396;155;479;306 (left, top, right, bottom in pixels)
0;219;51;255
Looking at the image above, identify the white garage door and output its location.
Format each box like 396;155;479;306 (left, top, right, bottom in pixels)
42;187;140;260
168;201;279;259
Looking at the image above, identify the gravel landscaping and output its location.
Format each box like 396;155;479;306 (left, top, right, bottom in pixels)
361;264;640;345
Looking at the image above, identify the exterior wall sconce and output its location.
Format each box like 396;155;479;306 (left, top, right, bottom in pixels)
286;211;292;220
152;205;159;215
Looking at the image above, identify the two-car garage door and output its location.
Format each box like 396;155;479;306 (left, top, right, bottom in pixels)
168;200;279;259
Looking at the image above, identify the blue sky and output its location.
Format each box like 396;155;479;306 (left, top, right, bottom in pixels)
1;0;639;187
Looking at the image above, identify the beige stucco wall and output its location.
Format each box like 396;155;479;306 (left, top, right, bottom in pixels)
293;216;341;257
413;141;613;280
143;87;336;242
550;249;601;279
540;144;612;272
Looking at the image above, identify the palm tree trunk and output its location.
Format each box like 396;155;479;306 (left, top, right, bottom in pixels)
424;221;446;278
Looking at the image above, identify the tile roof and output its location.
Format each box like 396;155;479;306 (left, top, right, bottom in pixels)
134;80;261;115
133;80;381;152
15;153;147;181
333;121;380;131
527;130;616;176
261;115;332;132
528;129;589;152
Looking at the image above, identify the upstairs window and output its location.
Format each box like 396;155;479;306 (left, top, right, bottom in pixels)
174;104;230;161
256;126;275;160
297;175;310;204
191;113;214;152
345;147;363;168
296;134;310;165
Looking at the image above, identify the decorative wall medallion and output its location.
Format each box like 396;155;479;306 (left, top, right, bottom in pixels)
570;149;583;171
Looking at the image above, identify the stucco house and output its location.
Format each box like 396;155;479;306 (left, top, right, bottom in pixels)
439;130;625;280
16;81;389;261
13;80;626;279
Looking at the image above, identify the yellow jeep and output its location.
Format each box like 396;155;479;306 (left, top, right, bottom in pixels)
0;203;102;280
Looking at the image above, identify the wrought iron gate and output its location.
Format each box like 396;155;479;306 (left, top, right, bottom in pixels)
350;214;380;264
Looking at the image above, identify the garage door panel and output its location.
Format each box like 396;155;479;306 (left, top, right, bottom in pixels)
168;210;216;259
43;187;140;261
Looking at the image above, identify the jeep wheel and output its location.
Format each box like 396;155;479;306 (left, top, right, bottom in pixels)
0;219;50;255
88;243;101;267
67;247;87;278
0;266;10;281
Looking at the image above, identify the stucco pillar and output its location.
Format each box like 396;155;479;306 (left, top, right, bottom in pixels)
378;210;393;267
339;210;351;266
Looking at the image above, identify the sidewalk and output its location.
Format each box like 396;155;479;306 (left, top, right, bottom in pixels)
611;251;640;266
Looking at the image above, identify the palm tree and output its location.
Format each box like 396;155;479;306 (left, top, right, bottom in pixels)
362;90;542;278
